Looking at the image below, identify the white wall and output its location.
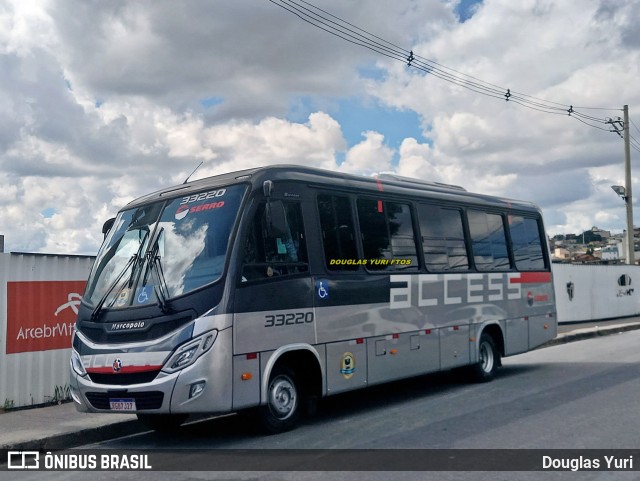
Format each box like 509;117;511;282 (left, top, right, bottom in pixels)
552;263;640;323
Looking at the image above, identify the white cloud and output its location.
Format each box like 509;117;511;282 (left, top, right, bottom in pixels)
0;0;56;56
339;131;394;175
188;111;347;180
396;138;440;181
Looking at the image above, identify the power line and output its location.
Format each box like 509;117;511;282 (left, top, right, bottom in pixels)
628;134;640;154
269;0;625;135
608;117;640;154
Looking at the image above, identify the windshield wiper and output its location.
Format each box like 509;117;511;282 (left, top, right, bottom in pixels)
142;228;173;314
90;231;149;321
151;254;172;313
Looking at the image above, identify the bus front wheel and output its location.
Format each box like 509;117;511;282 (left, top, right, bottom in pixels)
260;365;300;434
468;333;500;382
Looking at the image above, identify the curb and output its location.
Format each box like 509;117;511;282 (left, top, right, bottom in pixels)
543;322;640;348
3;419;145;451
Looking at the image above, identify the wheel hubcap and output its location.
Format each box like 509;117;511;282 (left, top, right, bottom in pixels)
480;342;494;373
269;376;297;419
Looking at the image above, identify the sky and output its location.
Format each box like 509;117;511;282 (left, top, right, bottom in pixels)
1;0;640;255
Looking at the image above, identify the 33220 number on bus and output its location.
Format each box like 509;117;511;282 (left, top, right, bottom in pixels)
264;312;314;327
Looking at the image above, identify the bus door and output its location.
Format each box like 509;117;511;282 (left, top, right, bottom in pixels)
233;198;314;380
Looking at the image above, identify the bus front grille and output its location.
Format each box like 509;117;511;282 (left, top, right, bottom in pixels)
85;391;164;410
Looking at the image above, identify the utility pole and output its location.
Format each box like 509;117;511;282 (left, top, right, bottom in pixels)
624;105;634;265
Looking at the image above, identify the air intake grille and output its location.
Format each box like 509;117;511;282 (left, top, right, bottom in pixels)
85;391;164;410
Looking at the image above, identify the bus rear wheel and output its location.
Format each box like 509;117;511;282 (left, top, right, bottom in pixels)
260;365;301;434
468;333;500;382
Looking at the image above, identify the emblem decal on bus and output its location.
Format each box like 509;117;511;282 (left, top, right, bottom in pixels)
175;201;225;220
340;352;355;379
115;288;131;308
110;321;146;331
112;358;122;372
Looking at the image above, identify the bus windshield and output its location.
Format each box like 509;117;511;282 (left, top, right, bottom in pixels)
84;184;246;311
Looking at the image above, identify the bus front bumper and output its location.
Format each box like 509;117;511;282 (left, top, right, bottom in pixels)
69;328;233;415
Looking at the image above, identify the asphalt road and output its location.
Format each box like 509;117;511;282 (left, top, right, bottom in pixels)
6;330;640;481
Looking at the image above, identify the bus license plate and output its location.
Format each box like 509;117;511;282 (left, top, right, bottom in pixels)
109;398;136;411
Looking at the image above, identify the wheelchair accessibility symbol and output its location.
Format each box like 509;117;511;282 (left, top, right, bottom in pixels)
316;279;329;300
136;285;153;305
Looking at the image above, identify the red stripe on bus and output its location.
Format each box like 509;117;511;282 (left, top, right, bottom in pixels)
510;272;552;284
376;177;384;192
86;365;162;374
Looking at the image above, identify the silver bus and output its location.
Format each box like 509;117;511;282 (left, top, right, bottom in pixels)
70;165;557;432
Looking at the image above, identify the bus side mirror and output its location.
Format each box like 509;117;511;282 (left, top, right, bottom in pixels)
261;180;289;238
267;202;288;237
263;180;273;198
102;217;115;238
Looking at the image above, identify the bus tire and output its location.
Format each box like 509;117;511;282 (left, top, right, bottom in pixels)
136;413;188;432
468;332;500;382
260;365;300;434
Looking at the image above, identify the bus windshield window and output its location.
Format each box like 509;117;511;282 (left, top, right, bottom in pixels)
84;184;246;308
85;203;161;307
156;185;245;296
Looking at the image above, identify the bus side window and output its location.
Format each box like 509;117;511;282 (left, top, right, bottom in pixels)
241;201;308;281
317;194;358;271
509;216;546;270
468;210;510;271
417;204;469;271
356;198;418;271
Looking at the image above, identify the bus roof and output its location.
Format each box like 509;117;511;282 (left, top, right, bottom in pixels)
124;164;541;214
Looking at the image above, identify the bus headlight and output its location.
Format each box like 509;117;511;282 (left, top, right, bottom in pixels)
162;330;218;374
70;349;87;377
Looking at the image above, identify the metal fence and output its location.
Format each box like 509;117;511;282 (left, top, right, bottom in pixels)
0;252;94;408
